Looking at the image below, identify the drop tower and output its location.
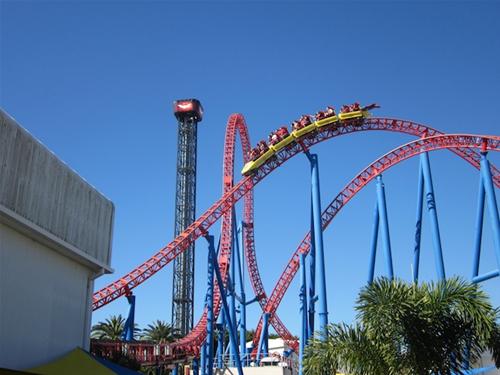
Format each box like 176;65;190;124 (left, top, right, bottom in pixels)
171;99;203;336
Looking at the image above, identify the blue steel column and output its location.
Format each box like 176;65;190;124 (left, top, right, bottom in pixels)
236;222;247;365
299;253;308;375
192;358;199;375
200;341;206;375
228;221;237;367
216;312;225;368
172;366;178;375
368;202;379;284
376;175;394;279
308;206;316;338
413;165;424;282
307;152;328;336
256;312;269;364
122;294;136;341
205;235;216;375
420;152;446;280
472;176;485;279
208;234;243;375
480;153;500;269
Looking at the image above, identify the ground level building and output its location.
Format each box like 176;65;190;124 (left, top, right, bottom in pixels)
0;109;114;370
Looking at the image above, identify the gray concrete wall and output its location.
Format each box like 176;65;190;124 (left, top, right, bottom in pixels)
0;109;114;370
0;221;94;369
0;109;114;266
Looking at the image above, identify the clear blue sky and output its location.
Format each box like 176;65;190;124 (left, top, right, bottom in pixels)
1;1;499;337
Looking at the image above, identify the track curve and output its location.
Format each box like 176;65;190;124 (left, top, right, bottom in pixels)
92;114;500;355
251;134;500;353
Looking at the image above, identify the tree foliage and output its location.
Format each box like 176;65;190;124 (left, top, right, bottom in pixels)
91;314;127;340
303;277;500;375
140;320;180;343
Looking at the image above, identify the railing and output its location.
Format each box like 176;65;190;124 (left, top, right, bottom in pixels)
90;340;175;365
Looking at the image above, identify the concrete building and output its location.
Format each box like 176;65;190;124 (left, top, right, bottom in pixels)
0;109;114;370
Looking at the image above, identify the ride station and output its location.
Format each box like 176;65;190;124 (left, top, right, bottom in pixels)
90;101;500;375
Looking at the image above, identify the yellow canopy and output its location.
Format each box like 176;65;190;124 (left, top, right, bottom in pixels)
29;348;118;375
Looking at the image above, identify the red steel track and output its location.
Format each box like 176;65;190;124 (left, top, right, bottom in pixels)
92;114;500;356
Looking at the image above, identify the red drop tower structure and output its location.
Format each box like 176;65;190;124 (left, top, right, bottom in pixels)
171;99;203;336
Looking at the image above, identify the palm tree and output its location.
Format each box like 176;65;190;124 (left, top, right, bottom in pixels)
91;315;126;340
303;277;500;375
141;320;180;343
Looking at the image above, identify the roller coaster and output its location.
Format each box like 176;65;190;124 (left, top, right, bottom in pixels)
91;105;500;375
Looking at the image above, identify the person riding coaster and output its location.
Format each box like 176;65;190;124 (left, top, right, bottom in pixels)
269;126;289;145
292;120;302;131
315;106;336;121
248;140;269;161
350;102;361;111
299;115;312;127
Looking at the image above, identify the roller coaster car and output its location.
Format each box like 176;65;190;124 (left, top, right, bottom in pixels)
269;126;294;152
292;115;316;138
338;102;365;120
315;106;339;128
242;140;274;175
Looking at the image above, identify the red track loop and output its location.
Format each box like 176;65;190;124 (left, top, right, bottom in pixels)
251;134;500;353
92;114;499;355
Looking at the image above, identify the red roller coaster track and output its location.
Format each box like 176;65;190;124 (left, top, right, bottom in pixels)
92;113;499;356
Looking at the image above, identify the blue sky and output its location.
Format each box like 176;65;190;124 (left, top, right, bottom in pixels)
1;1;499;337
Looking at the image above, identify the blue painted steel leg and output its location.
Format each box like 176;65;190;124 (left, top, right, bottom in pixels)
229;218;237;367
207;234;244;375
368;202;379;284
420;152;446;280
413;164;424;283
200;341;206;375
376;175;394;279
205;236;216;375
263;327;269;358
121;293;136;341
307;152;329;337
481;153;500;270
472;176;485;279
172;365;178;375
216;312;224;369
256;312;269;364
308;203;316;339
299;253;308;375
192;358;199;375
236;221;247;366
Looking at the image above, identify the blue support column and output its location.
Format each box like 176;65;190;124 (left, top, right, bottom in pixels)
307;152;329;337
308;205;316;338
172;366;178;375
205;236;216;375
122;293;136;341
472;176;486;279
376;175;394;279
420;152;446;280
236;221;247;366
206;234;244;375
413;165;424;282
228;222;237;367
216;312;225;369
368;202;379;284
200;341;206;375
256;312;269;364
192;358;199;375
480;153;500;267
299;253;308;375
